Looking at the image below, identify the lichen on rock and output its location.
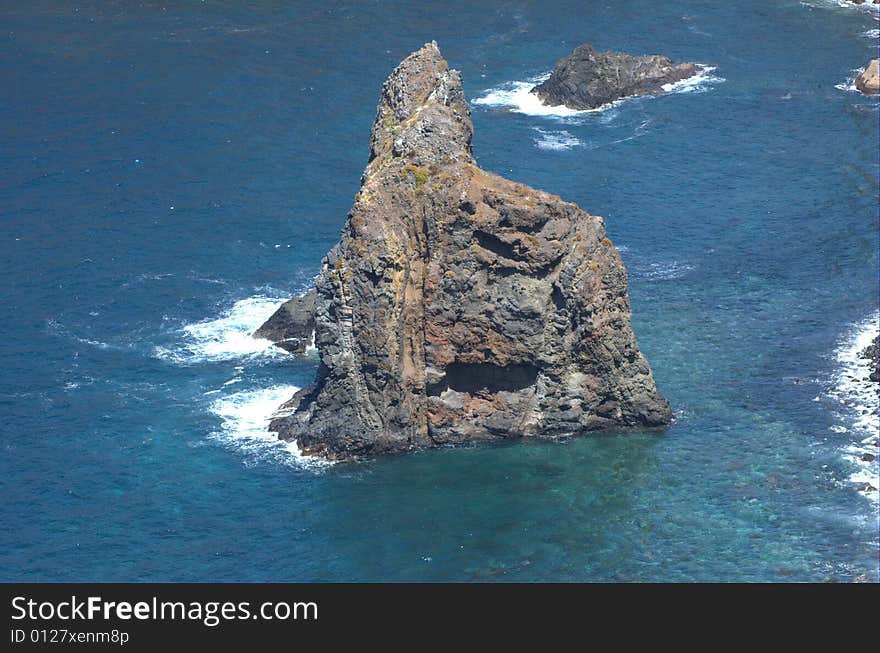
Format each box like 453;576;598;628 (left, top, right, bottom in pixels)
269;41;672;460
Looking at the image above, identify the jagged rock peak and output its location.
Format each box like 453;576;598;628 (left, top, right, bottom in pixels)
368;41;474;166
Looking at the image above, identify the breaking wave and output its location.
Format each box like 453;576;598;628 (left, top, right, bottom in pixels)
826;313;879;502
154;295;286;364
472;65;723;118
208;384;330;470
531;127;583;150
835;68;863;93
631;260;696;282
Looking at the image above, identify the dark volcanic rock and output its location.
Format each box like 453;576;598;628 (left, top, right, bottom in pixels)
269;42;672;460
859;335;879;383
254;289;316;354
531;44;701;110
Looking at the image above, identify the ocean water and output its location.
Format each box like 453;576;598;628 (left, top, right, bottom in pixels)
1;0;878;582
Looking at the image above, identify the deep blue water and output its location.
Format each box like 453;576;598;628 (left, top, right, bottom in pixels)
1;0;878;582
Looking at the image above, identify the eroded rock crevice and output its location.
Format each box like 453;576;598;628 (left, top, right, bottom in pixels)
427;361;540;396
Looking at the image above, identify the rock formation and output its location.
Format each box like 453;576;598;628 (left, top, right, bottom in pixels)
530;44;701;111
254;289;316;354
269;42;672;460
860;335;879;383
855;59;879;96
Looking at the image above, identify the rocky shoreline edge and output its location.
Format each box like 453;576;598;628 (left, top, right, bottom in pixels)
830;320;880;501
849;332;879;495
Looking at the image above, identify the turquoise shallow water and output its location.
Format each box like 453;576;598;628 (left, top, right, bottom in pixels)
0;0;878;581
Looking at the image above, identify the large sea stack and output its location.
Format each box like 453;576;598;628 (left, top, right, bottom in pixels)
531;44;701;110
269;42;672;460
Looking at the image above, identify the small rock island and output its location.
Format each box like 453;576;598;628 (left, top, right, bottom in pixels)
266;42;672;460
530;43;702;110
255;290;316;354
855;59;879;96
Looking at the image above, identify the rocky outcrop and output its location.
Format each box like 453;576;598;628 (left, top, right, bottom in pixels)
860;335;879;383
530;44;701;111
269;42;672;460
254;289;316;354
855;59;879;96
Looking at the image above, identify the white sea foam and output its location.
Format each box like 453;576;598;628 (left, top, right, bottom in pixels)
186;272;228;285
827;312;879;501
472;74;587;117
830;313;880;433
531;127;583;150
835;68;863;93
633;261;696;282
660;66;725;94
839;0;880;11
472;66;723;117
802;0;880;12
208;385;330;470
864;28;880;39
304;330;318;356
154;295;287;364
72;335;112;349
121;272;174;288
836;64;880;96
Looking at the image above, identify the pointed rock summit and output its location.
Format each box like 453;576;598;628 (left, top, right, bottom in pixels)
269;42;672;459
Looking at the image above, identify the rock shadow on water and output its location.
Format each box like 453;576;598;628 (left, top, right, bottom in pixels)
297;431;661;580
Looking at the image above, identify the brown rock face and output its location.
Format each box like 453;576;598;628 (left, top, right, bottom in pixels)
855;59;879;96
269;42;672;460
